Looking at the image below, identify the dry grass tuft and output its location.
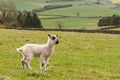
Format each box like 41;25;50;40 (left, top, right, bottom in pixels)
85;44;95;49
0;76;10;80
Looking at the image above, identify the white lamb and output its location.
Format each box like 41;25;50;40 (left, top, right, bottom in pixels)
16;34;59;72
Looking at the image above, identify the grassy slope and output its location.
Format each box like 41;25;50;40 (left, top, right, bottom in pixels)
1;0;120;29
39;3;120;29
38;2;120;29
39;4;120;17
0;29;120;80
0;0;46;11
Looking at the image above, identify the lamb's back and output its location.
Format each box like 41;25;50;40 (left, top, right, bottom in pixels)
23;44;46;56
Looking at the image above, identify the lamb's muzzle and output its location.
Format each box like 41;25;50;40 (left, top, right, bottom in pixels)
55;40;59;44
16;34;59;72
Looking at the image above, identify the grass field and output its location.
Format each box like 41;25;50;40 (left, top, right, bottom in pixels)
41;18;99;29
39;4;120;17
0;29;120;80
0;0;46;11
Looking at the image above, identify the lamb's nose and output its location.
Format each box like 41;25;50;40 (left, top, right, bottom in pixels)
55;40;59;44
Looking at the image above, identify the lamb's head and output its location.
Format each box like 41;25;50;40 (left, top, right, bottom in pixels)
48;34;59;45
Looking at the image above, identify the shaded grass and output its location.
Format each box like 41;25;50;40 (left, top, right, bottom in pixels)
0;29;120;80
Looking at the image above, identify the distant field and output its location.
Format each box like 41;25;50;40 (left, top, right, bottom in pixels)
41;18;99;29
0;29;120;80
0;0;120;29
39;5;120;17
0;0;47;11
38;2;120;29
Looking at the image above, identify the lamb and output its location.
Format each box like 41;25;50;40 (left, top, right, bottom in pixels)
16;34;59;72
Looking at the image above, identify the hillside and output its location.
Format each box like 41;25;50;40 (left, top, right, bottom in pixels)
0;0;46;11
37;1;120;29
0;0;120;29
38;0;120;29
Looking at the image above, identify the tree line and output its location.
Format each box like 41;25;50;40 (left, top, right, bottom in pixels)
0;1;42;29
98;15;120;27
32;4;72;13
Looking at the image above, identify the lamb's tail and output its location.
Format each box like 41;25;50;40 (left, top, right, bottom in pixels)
16;47;24;56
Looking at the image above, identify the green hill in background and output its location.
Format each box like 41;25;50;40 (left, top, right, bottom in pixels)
0;0;120;29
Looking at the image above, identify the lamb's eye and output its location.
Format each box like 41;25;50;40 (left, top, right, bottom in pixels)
52;36;56;40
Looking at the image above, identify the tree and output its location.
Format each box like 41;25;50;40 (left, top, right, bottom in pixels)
32;13;42;28
0;1;16;12
8;1;16;12
23;12;43;28
23;12;31;28
17;11;26;27
111;15;120;25
56;21;64;29
0;1;17;25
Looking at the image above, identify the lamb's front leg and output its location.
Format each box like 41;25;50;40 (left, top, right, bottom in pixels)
40;57;49;72
47;58;49;66
40;62;44;71
40;57;44;72
45;58;49;72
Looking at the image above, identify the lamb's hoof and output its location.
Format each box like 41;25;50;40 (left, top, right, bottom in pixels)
47;64;49;66
22;68;26;70
45;70;48;72
22;67;26;70
29;68;32;70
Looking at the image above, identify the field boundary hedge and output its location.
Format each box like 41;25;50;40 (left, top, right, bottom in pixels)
17;28;120;34
32;4;72;13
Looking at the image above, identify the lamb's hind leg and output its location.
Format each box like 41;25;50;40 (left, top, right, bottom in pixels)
21;56;26;70
25;56;33;70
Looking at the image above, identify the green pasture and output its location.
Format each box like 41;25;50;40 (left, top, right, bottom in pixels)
38;2;120;29
0;29;120;80
41;18;99;29
39;5;120;17
0;0;46;11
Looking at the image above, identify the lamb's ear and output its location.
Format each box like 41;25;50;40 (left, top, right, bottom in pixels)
48;34;51;37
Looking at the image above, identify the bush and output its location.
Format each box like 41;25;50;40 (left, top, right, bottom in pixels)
98;15;120;27
56;21;64;29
